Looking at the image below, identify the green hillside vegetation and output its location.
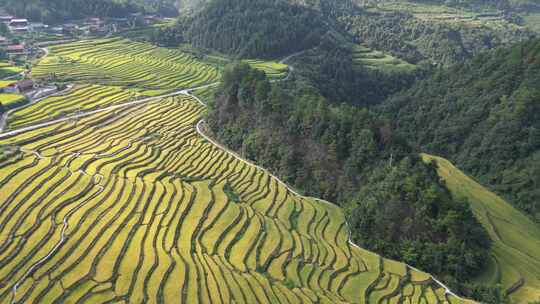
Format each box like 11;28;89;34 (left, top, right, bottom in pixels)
422;154;540;303
151;0;534;69
291;34;420;107
380;38;540;223
339;3;534;66
207;62;494;302
164;0;328;58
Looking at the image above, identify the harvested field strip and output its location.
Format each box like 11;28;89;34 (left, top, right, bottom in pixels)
0;95;468;303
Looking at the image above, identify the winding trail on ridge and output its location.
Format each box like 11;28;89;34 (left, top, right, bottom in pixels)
0;50;462;301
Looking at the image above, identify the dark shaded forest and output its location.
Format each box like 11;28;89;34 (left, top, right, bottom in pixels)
379;38;540;223
171;0;328;58
293;33;421;106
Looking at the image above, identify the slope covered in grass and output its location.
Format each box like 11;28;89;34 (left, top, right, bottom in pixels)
422;154;540;303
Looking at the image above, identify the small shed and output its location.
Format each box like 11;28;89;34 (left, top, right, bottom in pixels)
6;80;35;93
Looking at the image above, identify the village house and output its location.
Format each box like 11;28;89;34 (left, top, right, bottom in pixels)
86;17;106;34
62;23;78;33
88;17;103;26
4;79;35;94
6;44;25;55
144;15;159;25
9;18;29;33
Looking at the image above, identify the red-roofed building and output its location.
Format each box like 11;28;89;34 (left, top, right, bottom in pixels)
6;44;25;55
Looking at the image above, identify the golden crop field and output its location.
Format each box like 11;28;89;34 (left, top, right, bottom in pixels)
7;85;140;130
31;38;220;94
0;95;467;303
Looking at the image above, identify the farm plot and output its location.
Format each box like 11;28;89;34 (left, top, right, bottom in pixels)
0;94;26;108
242;59;289;79
422;154;540;303
0;96;467;304
353;44;416;74
31;38;220;94
0;62;23;79
7;85;140;130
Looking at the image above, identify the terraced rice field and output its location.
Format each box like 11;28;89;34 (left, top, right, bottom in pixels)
0;62;23;79
31;38;220;94
242;60;289;79
0;94;467;303
352;45;416;74
7;85;140;130
422;154;540;303
0;94;26;108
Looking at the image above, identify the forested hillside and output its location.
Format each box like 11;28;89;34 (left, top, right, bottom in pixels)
170;0;328;58
380;38;540;223
205;63;496;301
290;33;420;106
158;0;535;66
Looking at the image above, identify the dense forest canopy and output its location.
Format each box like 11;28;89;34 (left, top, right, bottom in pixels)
206;63;496;302
169;0;328;58
379;38;540;223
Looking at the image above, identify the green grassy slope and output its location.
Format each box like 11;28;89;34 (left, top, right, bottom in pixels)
422;154;540;303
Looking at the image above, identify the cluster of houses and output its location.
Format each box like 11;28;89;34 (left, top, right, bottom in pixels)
0;13;161;37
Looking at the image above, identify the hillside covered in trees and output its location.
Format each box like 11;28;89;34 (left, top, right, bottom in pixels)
155;0;536;66
380;38;540;223
205;63;496;302
170;0;329;58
